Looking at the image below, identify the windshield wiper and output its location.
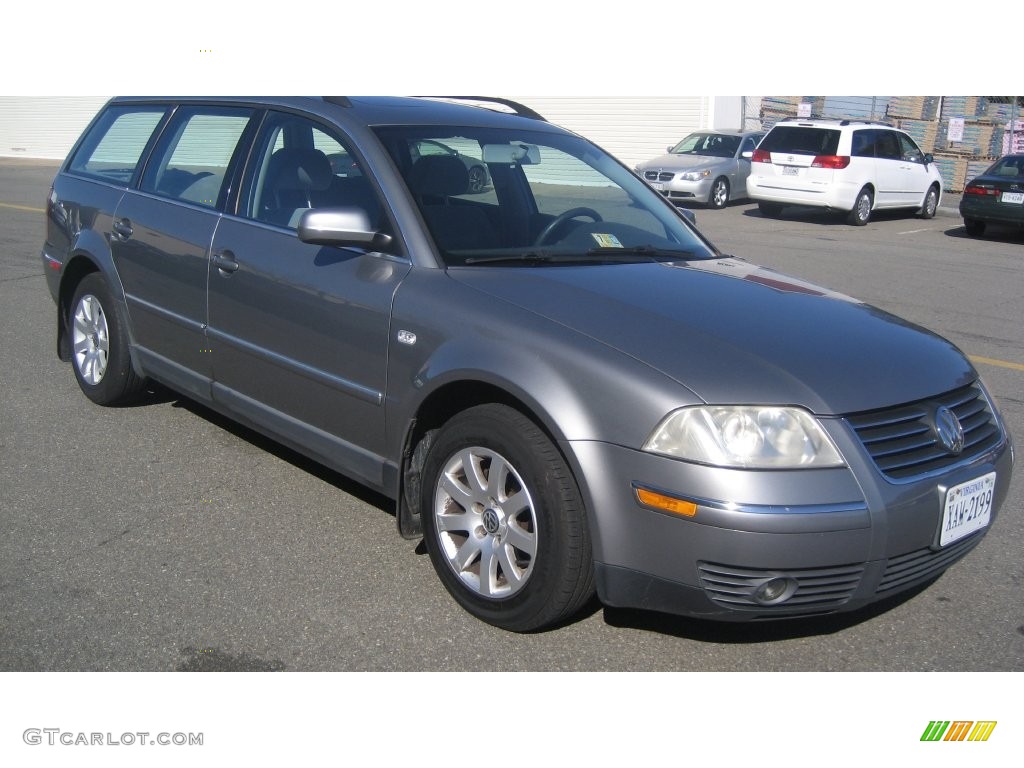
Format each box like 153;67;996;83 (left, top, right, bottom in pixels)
585;246;699;260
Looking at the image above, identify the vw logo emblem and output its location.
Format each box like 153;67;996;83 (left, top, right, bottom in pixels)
934;406;964;456
482;508;501;535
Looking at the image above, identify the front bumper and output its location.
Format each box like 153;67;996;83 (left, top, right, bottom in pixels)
568;414;1013;622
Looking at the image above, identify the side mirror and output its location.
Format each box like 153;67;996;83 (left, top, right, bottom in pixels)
667;145;674;153
297;208;393;251
923;153;934;165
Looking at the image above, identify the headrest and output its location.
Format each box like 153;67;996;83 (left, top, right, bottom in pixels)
268;148;333;191
407;154;469;197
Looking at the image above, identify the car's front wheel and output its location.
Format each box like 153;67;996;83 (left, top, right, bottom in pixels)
708;177;730;209
919;185;939;219
69;273;144;405
421;404;594;631
846;187;873;226
964;218;986;237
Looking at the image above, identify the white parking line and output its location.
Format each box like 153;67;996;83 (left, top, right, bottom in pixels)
898;228;933;235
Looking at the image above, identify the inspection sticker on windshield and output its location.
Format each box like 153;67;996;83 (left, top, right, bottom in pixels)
590;233;623;248
939;472;995;547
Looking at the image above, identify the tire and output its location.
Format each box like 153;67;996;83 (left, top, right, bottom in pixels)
421;404;594;631
964;218;986;237
919;185;939;219
758;201;783;218
69;273;144;405
467;165;488;194
846;187;872;226
708;177;730;209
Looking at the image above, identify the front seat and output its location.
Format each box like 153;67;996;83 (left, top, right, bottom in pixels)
263;148;335;227
406;155;498;252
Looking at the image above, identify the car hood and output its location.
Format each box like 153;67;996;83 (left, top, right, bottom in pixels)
637;153;729;172
449;258;975;415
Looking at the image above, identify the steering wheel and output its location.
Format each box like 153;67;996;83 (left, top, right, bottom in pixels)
534;207;603;246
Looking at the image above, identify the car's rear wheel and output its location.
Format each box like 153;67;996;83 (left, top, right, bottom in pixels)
69;273;143;405
421;404;594;631
708;177;730;209
964;218;986;237
758;201;784;218
846;187;872;226
919;185;939;219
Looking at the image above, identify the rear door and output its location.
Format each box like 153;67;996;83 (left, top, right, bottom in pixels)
206;110;410;489
111;104;256;400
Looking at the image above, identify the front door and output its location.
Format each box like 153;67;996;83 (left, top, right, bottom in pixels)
207;111;410;490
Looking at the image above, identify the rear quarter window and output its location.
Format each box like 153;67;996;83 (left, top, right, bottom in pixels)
759;126;840;156
68;105;167;184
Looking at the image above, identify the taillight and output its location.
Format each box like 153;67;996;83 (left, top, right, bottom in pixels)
752;148;771;164
811;155;850;169
964;185;998;196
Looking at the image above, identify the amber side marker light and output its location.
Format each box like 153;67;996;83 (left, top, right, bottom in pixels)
635;487;698;517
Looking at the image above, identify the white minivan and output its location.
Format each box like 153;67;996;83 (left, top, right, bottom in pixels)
747;119;943;225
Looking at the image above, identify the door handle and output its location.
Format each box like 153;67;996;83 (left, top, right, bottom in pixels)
111;218;133;240
212;251;239;274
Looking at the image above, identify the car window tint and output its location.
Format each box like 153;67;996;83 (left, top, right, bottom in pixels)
68;106;167;184
244;112;385;231
851;130;876;158
875;131;901;161
140;107;254;208
897;133;924;163
759;126;840;156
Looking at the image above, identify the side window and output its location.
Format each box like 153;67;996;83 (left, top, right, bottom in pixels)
897;134;925;163
851;130;876;158
140;106;254;209
244;113;384;231
874;131;902;161
68;106;167;184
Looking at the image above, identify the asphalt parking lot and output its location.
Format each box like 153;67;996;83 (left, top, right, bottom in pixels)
1;159;1021;671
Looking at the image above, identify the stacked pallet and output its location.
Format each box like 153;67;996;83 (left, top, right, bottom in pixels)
940;96;987;119
936;118;997;156
933;154;969;192
967;159;994;182
897;119;939;153
759;96;827;129
1003;129;1024;155
888;96;940;121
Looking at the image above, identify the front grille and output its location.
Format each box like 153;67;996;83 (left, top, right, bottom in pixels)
847;383;1001;481
877;534;983;593
643;170;674;182
698;562;865;611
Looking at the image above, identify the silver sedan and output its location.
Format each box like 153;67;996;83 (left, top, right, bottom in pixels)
636;129;765;209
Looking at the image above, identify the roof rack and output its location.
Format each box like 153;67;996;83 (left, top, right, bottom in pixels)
415;96;547;121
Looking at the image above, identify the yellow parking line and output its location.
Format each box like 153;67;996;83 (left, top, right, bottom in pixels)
970;355;1024;372
0;201;45;213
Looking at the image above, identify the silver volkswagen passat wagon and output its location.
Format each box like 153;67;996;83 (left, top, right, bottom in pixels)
43;96;1013;631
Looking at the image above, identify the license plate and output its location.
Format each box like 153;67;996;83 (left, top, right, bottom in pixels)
939;472;996;547
1000;191;1024;204
782;166;799;176
650;182;665;191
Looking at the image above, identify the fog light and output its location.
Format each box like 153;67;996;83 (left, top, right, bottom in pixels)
753;577;797;605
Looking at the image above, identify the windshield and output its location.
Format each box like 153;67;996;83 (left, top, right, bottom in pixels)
373;125;717;266
670;133;741;158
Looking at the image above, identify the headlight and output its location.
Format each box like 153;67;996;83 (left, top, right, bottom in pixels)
680;170;711;181
643;406;845;469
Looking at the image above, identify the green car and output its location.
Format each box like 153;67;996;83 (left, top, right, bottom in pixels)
960;154;1024;237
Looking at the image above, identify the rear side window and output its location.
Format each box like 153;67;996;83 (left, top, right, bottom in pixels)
759;126;840;156
68;106;167;183
140;106;254;209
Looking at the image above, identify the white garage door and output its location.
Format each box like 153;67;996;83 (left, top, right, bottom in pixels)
0;96;111;159
511;97;714;169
